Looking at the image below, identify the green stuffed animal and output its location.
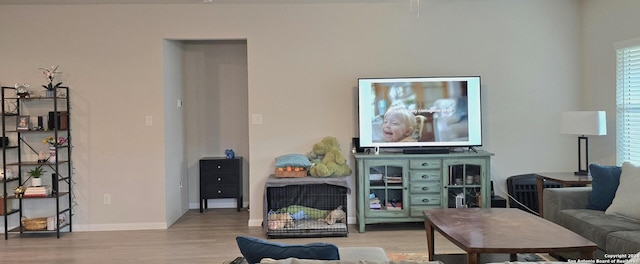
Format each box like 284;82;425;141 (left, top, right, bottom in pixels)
307;136;352;177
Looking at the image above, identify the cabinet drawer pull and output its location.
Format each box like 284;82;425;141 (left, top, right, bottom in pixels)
421;162;429;167
421;174;429;179
217;165;221;169
217;177;221;181
217;190;222;194
422;198;430;203
422;187;429;191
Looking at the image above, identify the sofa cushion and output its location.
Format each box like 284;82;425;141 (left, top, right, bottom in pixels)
587;164;621;211
606;162;640;221
556;209;640;250
236;236;340;264
606;231;640;254
338;247;388;261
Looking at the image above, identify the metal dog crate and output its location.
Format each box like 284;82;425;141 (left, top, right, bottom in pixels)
507;174;560;214
263;175;349;238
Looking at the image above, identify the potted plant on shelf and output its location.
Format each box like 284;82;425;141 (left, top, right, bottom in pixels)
28;166;46;187
43;136;67;163
39;65;62;98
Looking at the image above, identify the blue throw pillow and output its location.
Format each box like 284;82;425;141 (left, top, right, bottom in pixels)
586;164;622;211
275;154;312;168
235;236;340;264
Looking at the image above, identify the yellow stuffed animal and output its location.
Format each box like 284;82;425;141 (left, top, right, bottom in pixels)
307;137;352;177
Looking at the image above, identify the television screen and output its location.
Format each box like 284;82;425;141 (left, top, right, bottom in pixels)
358;76;482;148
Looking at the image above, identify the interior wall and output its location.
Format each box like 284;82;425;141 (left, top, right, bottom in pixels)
163;39;188;226
0;0;618;230
183;40;249;209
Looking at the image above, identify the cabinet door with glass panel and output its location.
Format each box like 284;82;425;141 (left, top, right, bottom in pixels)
442;158;489;208
363;160;408;217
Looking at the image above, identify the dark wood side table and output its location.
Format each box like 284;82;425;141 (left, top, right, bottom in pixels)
535;172;591;217
199;156;243;212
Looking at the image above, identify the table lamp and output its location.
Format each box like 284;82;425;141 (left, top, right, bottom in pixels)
561;111;607;175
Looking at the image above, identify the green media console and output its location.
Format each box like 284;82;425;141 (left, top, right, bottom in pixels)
353;150;494;233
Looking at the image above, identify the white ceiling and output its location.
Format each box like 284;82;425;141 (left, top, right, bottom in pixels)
0;0;394;4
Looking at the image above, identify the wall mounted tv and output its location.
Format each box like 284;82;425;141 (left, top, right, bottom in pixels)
357;76;482;150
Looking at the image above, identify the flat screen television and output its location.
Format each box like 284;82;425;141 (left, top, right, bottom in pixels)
357;76;482;150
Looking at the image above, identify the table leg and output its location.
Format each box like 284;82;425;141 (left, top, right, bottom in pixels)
536;176;544;217
467;253;478;264
424;220;434;260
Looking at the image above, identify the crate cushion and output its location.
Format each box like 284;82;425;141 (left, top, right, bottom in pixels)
236;236;339;264
275;154;312;168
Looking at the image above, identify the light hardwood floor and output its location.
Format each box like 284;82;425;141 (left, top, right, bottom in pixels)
0;208;463;263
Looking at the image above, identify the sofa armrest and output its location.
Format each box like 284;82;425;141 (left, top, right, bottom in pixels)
543;187;591;223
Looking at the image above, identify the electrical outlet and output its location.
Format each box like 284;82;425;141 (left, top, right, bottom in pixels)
104;194;111;205
145;116;153;126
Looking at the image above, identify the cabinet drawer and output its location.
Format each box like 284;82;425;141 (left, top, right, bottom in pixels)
409;171;441;182
201;185;238;198
409;159;441;169
410;195;441;205
201;173;238;185
411;206;442;217
410;182;441;194
200;159;239;174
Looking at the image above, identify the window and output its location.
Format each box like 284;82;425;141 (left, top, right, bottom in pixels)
616;38;640;165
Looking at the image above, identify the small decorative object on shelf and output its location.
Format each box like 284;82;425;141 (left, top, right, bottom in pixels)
14;83;30;98
28;166;46;187
225;149;235;159
0;168;14;181
16;115;30;130
48;147;56;163
38;65;62;98
43;136;67;147
43;136;66;163
0;136;9;147
37;150;47;163
13;186;26;198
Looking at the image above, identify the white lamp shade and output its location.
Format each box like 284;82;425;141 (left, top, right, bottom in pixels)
561;111;607;136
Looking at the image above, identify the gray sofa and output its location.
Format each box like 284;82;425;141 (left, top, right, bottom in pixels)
543;187;640;258
259;247;443;264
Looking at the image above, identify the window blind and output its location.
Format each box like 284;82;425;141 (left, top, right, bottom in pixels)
616;39;640;165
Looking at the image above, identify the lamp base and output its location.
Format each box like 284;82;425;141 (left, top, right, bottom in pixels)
574;170;589;176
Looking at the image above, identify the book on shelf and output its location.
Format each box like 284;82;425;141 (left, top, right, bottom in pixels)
387;201;403;210
384;176;402;184
23;186;51;197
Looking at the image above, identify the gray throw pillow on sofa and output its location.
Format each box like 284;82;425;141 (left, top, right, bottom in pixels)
586;164;621;211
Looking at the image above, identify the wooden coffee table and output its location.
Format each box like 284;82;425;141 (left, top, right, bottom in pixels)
424;208;596;264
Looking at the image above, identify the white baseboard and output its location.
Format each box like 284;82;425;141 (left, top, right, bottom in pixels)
73;222;168;232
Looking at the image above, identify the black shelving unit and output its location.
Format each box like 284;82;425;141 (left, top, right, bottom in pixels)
1;86;73;239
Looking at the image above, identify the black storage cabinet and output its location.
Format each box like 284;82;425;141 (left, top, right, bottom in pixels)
199;157;243;212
